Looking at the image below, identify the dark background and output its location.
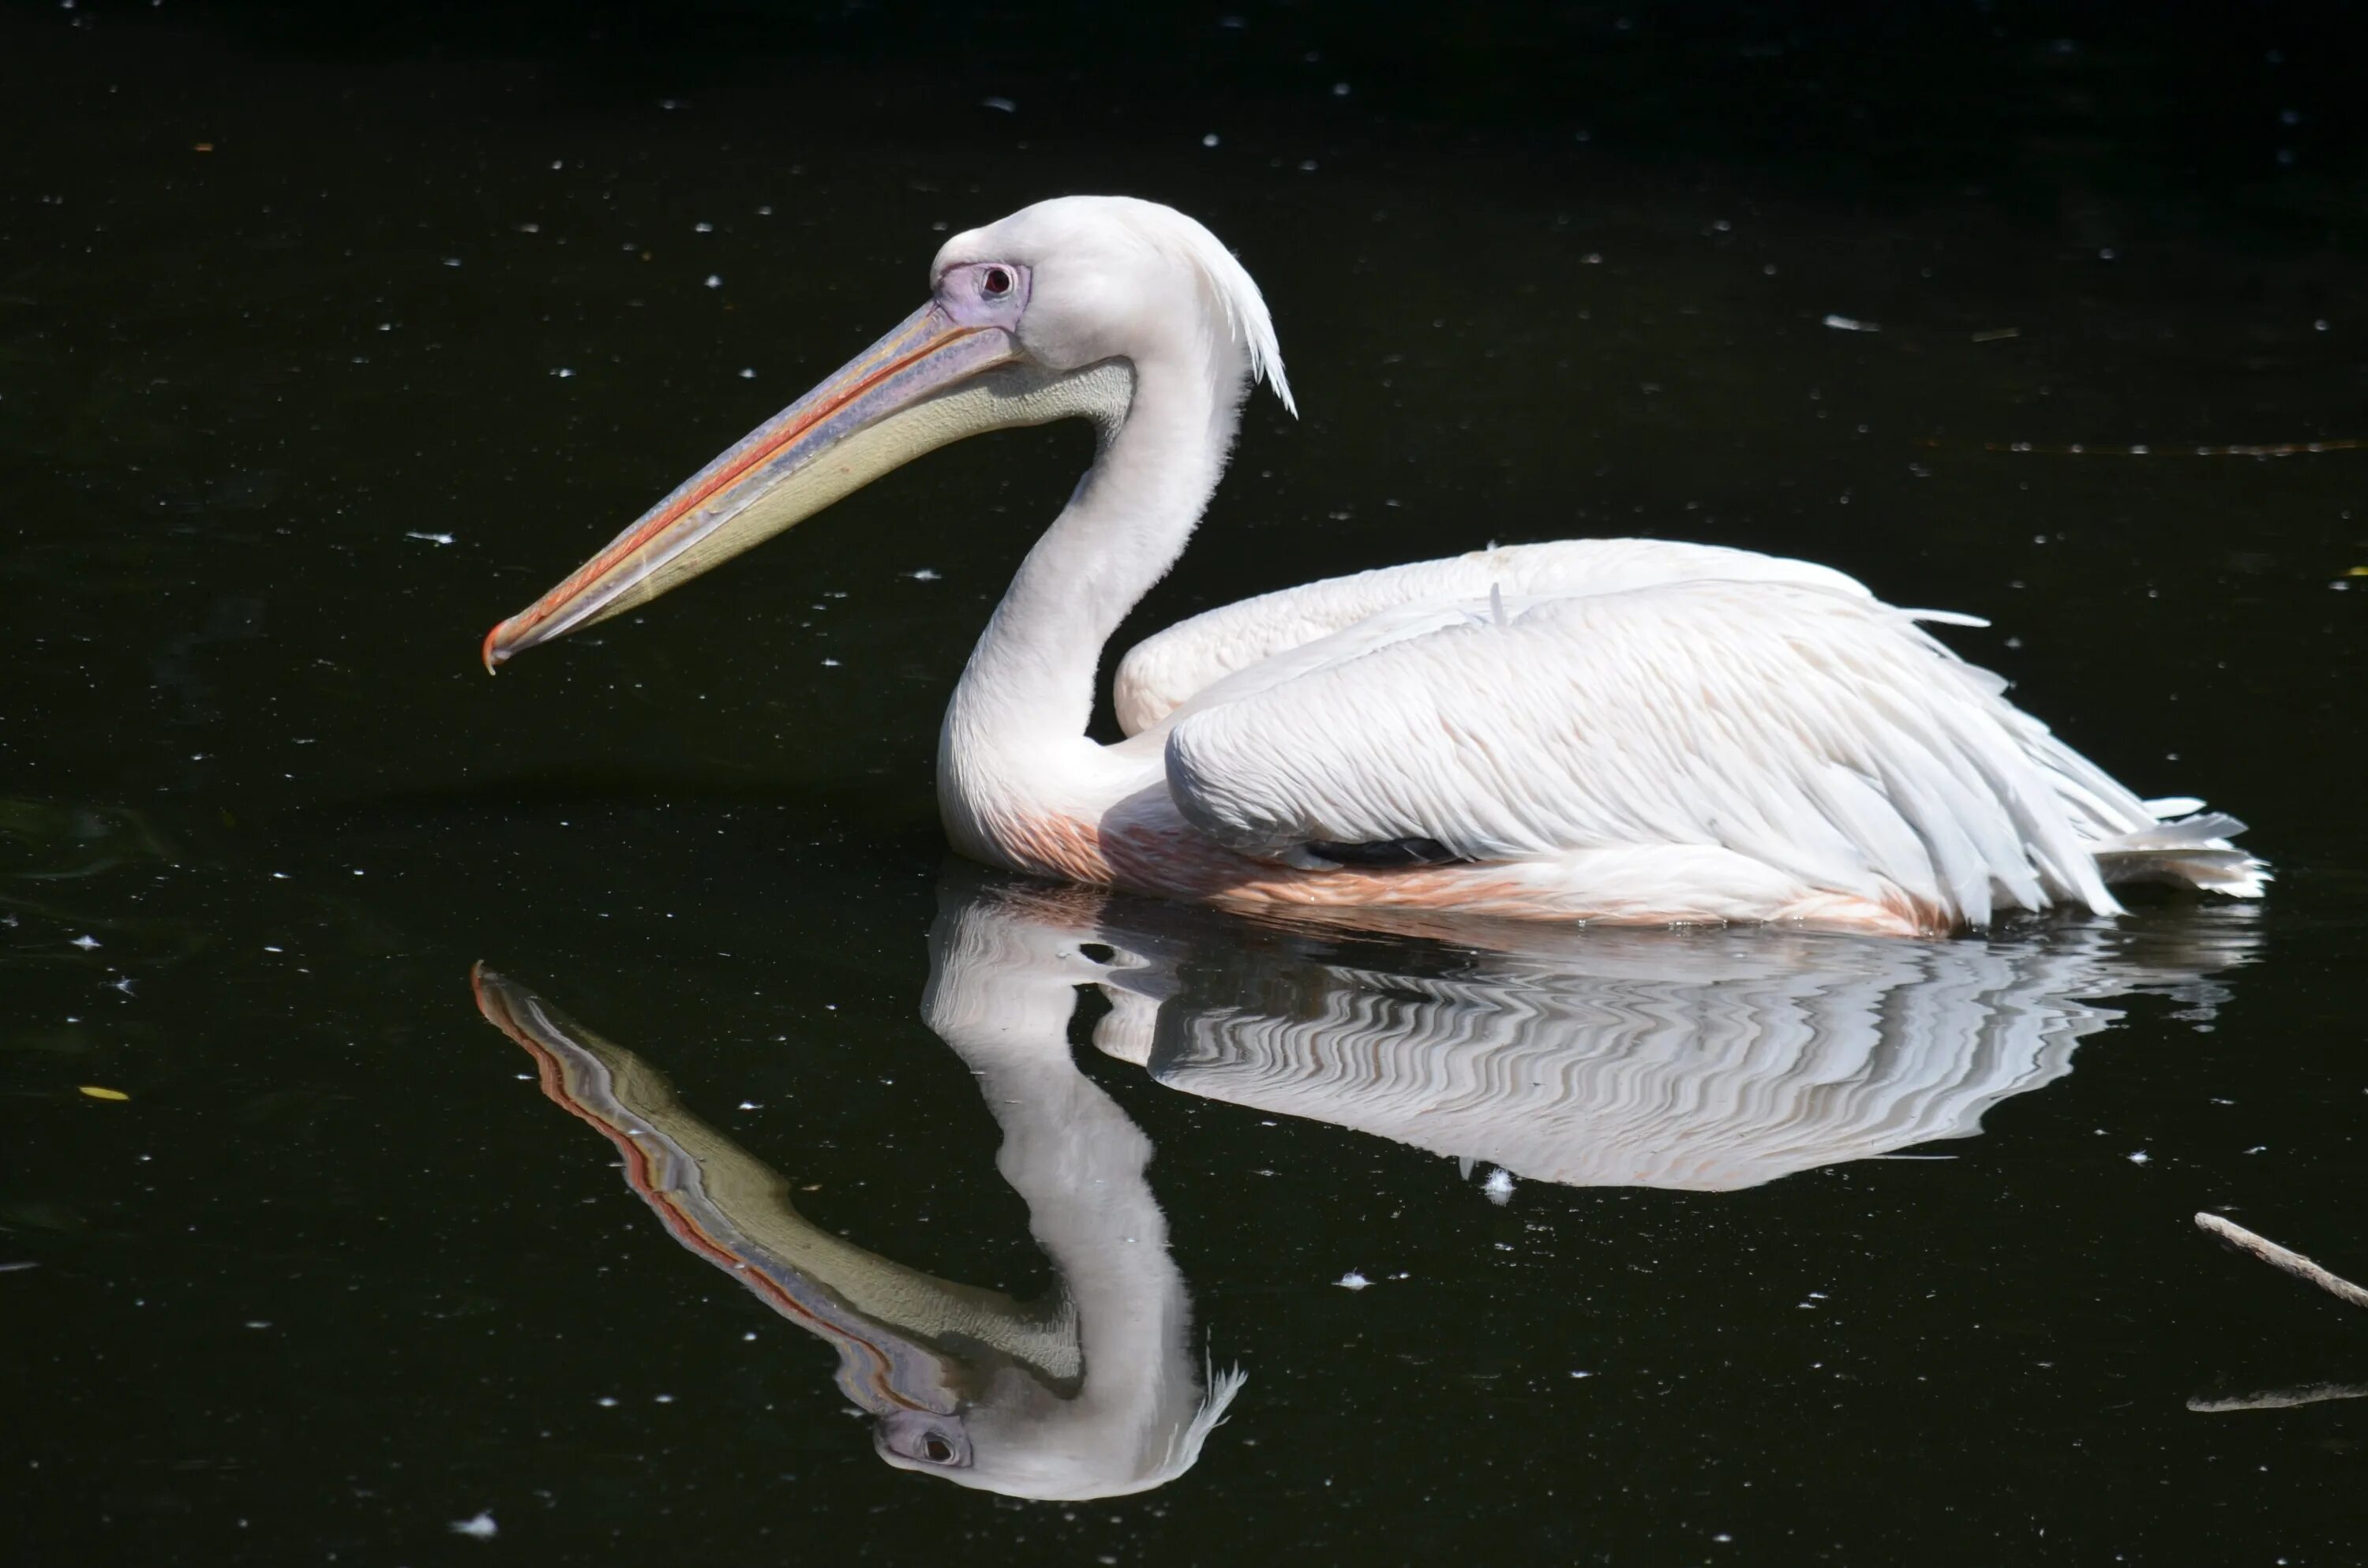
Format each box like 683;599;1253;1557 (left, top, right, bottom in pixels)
6;3;2366;1566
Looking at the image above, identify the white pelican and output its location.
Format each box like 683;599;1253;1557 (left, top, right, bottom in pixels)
483;196;2265;935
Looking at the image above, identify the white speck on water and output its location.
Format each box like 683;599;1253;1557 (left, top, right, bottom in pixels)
1298;159;1318;172
553;367;575;378
905;567;941;580
1822;313;1880;332
980;95;1017;113
1201;133;1220;147
441;256;462;268
2127;1151;2150;1164
705;274;723;289
1332;81;1351;96
596;1396;619;1408
1569;1370;1594;1379
653;1394;675;1404
245;1320;271;1329
1482;1167;1515;1204
694;221;714;232
404;530;456;545
820;657;841;668
1335;1271;1371;1290
2315;319;2331;331
70;934;99;950
738;367;756;379
449;1512;498;1540
2099;247;2117;260
744;1331;759;1342
736;1101;761;1110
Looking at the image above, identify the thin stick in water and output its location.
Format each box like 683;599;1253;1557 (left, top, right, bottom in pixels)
2189;1382;2368;1414
2194;1212;2368;1312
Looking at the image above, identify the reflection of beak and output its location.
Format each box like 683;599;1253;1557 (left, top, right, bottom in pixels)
483;303;1050;672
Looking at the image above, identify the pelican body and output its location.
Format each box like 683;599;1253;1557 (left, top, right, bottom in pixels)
484;196;2264;935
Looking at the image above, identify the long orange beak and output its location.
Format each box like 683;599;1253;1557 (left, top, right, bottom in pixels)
481;302;1021;672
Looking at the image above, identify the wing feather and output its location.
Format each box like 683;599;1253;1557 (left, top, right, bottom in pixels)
1162;580;2167;922
1114;539;1873;734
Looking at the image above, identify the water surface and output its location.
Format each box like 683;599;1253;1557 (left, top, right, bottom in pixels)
6;7;2366;1562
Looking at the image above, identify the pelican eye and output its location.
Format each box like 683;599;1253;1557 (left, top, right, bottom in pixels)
981;266;1014;298
921;1433;956;1464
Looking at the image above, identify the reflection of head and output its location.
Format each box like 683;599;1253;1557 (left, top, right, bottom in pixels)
472;887;1243;1504
878;881;1242;1499
874;1359;1246;1501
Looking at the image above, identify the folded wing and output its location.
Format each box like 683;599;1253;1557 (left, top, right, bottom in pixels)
1113;538;1873;734
1161;579;2260;926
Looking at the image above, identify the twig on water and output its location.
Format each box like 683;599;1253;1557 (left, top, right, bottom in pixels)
2189;1382;2368;1414
2194;1212;2368;1312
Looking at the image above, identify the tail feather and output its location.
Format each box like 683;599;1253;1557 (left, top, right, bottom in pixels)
2092;811;2269;899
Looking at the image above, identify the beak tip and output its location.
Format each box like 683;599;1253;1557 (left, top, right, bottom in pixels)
480;623;511;675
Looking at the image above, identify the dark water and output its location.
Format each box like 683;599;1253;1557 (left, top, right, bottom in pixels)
7;4;2367;1562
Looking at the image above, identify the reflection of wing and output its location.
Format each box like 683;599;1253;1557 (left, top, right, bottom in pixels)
1114;539;1873;732
1158;578;2261;927
1033;884;2257;1193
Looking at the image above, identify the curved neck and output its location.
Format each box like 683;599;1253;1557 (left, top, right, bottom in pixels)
939;353;1243;832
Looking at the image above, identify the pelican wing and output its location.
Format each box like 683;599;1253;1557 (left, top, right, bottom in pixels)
1162;579;2256;926
1114;539;1873;733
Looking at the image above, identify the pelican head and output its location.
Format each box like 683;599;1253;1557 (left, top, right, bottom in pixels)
482;196;1291;670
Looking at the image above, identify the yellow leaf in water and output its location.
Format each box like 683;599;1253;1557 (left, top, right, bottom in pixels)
78;1086;130;1102
2347;566;2368;577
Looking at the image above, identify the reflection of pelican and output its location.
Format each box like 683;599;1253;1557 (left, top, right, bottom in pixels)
976;876;2259;1192
482;195;2261;934
471;926;1238;1501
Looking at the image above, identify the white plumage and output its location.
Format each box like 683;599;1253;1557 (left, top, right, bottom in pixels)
486;195;2265;934
1146;564;2261;926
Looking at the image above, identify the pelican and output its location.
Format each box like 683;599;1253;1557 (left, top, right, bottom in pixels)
483;196;2265;935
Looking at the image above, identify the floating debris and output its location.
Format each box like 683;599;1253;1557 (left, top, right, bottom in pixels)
78;1086;129;1102
404;531;456;546
980;96;1017;113
1822;313;1881;333
448;1511;498;1540
1335;1270;1371;1291
2196;1212;2368;1311
1971;327;2021;342
1482;1167;1515;1205
2190;1382;2368;1413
